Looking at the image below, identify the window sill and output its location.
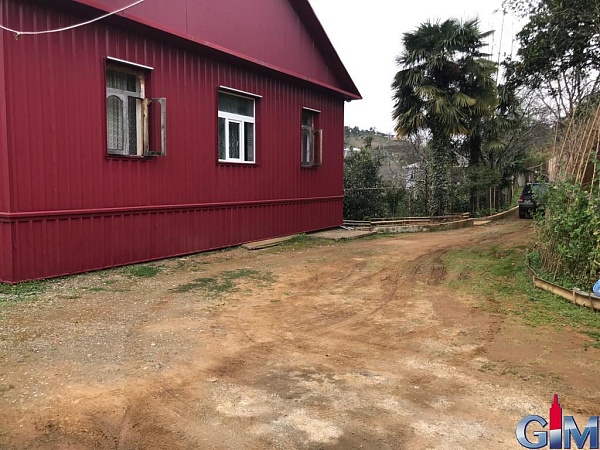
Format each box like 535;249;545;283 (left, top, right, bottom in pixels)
301;164;320;170
217;161;260;167
106;154;155;161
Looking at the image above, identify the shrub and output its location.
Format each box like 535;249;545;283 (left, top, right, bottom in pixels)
534;175;600;288
343;151;386;220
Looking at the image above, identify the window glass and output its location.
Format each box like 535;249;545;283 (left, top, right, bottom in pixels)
217;91;256;163
244;122;255;162
302;127;313;165
218;117;226;160
301;109;319;166
127;97;139;155
229;121;241;159
107;95;124;152
302;110;314;127
107;70;138;93
218;92;254;117
105;63;166;158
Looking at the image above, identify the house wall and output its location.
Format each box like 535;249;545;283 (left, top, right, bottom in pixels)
0;8;13;282
0;221;12;283
67;0;342;90
1;0;345;282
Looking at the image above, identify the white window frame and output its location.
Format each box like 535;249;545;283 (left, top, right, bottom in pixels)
218;91;256;164
106;61;166;157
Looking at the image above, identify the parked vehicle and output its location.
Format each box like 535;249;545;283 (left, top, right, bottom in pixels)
518;183;548;218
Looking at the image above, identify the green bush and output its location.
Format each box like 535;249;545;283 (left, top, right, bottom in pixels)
534;175;600;288
343;151;386;220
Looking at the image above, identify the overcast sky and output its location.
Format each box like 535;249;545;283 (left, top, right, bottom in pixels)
308;0;523;135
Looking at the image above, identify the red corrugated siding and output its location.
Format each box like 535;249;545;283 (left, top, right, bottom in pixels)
0;8;9;214
69;0;341;90
8;200;340;282
0;8;11;283
0;222;12;282
1;0;345;282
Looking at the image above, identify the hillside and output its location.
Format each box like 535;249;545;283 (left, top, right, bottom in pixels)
344;126;420;165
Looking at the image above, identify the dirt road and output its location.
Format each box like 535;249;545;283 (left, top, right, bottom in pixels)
0;216;598;449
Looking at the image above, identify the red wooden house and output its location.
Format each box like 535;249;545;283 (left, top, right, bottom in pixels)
0;0;361;283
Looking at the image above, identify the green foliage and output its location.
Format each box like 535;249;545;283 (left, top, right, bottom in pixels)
125;265;161;278
428;135;452;216
343;151;386;220
448;167;471;213
0;280;47;303
382;186;408;217
534;175;600;287
171;268;274;296
443;243;600;348
507;0;600;84
504;0;600;117
473;85;533;212
392;18;498;215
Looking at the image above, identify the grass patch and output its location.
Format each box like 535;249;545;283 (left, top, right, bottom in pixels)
221;268;274;284
171;268;275;296
527;249;581;290
0;280;48;303
85;287;107;293
443;243;600;348
124;265;161;278
266;234;330;252
172;277;234;295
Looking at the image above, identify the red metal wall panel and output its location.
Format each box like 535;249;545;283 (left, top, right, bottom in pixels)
1;0;346;282
4;1;344;212
67;0;341;90
0;222;13;282
7;200;341;283
0;6;12;283
0;3;9;214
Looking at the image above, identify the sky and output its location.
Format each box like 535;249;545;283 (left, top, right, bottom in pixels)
307;0;524;135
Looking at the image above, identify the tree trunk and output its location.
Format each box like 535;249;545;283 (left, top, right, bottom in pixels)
429;131;451;216
468;133;483;215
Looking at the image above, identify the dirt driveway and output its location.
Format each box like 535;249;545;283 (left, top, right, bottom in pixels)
0;216;599;449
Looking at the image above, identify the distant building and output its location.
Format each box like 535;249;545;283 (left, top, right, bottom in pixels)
343;147;362;158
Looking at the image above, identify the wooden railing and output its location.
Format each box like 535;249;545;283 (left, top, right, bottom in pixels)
343;213;470;229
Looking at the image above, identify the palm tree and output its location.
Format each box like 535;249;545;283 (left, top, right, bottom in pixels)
392;18;497;216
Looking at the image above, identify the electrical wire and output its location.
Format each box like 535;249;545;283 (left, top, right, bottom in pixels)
0;0;145;39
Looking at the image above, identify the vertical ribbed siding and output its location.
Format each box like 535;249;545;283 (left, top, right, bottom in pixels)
0;222;13;282
2;0;346;282
65;0;349;92
4;4;344;212
0;2;9;214
0;5;12;282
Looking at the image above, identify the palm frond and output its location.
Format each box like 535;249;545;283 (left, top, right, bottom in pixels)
452;92;477;107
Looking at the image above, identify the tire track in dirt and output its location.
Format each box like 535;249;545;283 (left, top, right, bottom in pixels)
219;223;524;359
4;217;571;450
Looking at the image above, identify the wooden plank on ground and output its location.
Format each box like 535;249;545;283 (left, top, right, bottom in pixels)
242;235;297;250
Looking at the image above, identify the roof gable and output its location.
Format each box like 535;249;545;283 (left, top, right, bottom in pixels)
68;0;361;99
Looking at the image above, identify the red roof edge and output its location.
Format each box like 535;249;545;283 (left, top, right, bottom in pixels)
288;0;362;100
46;0;362;101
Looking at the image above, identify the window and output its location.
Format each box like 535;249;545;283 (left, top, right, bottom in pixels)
106;63;166;157
301;109;322;167
218;91;255;163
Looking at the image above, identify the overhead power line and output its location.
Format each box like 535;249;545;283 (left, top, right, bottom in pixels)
0;0;145;40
